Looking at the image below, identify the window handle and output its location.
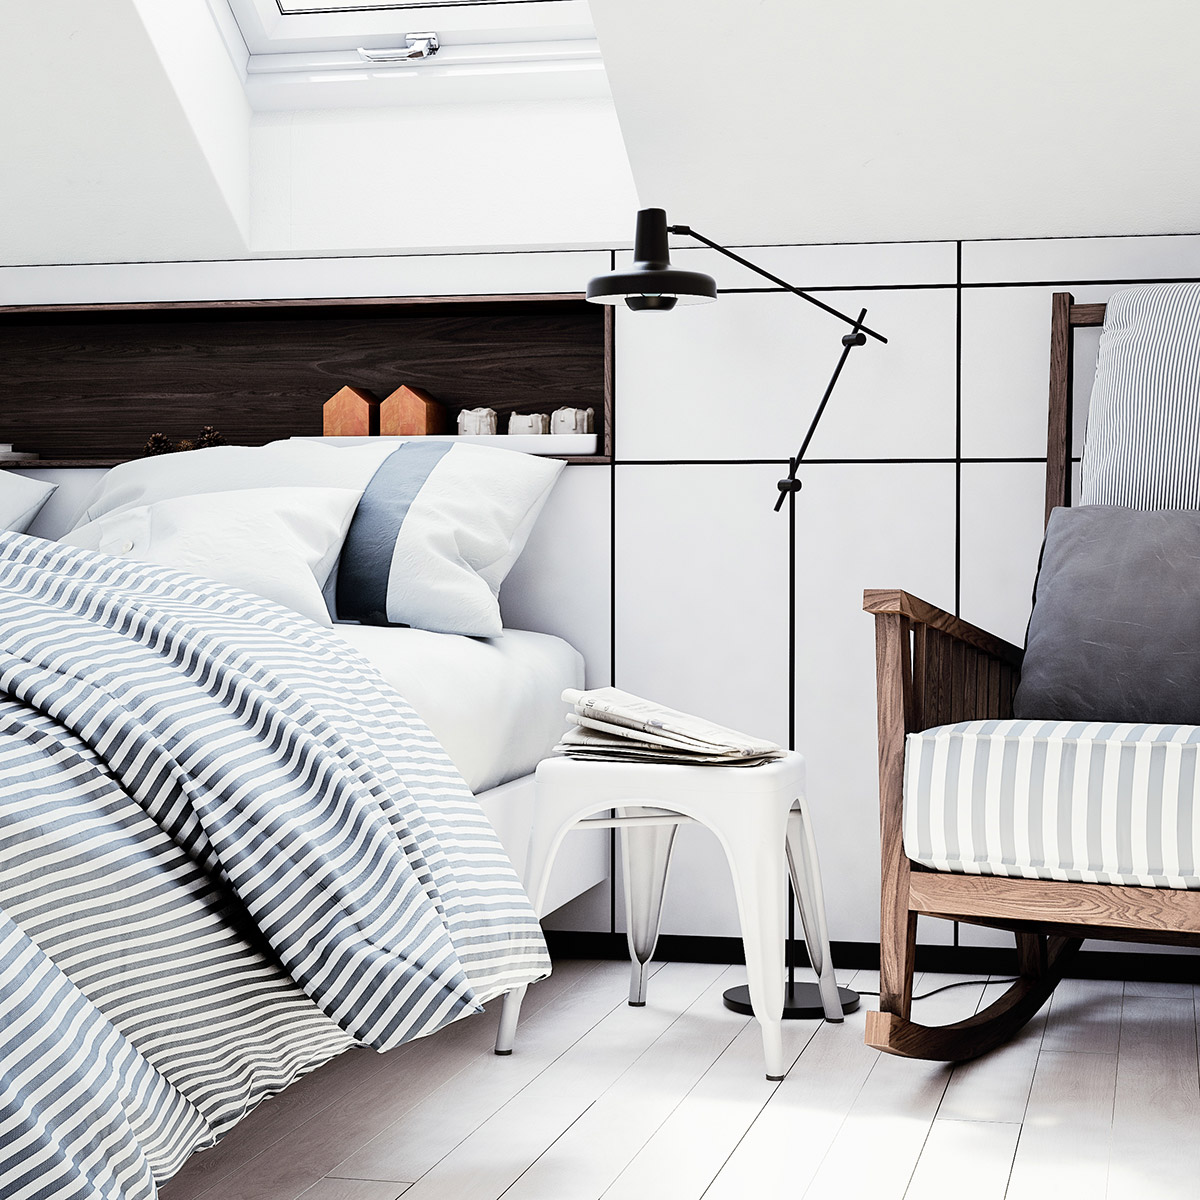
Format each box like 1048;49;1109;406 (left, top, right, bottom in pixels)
357;33;439;63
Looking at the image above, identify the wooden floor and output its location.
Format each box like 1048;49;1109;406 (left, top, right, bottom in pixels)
160;959;1200;1200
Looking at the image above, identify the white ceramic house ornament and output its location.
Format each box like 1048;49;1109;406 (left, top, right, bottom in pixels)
457;407;497;435
551;407;594;434
508;413;550;435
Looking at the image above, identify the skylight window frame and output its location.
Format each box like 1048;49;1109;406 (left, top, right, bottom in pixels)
224;0;594;56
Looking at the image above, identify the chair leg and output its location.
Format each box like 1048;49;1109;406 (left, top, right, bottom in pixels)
619;809;679;1006
723;824;789;1081
879;908;918;1024
785;805;844;1022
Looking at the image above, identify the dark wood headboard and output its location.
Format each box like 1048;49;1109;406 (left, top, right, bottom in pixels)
1045;292;1105;526
0;293;614;466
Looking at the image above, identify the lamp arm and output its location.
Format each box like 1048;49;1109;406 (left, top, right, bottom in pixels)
667;225;887;345
773;308;869;513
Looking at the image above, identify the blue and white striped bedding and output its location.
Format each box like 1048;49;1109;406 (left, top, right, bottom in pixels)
0;531;550;1200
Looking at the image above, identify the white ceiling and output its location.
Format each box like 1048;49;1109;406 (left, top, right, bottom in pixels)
590;0;1200;245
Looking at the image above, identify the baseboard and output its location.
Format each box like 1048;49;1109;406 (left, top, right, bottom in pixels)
543;931;1200;984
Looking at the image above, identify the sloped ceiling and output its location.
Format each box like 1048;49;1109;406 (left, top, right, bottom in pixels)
590;0;1200;244
1;0;250;266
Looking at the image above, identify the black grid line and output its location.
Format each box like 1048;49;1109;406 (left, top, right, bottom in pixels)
12;226;1200;274
607;246;618;938
955;240;963;616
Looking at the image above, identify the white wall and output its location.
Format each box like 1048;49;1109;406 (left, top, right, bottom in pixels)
9;231;1200;956
251;98;637;254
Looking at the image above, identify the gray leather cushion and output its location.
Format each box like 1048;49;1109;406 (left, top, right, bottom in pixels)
1014;505;1200;723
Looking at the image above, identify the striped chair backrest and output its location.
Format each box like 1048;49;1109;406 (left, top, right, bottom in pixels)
1078;283;1200;510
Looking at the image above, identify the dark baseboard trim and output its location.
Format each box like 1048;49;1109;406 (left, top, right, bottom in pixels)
543;931;1200;984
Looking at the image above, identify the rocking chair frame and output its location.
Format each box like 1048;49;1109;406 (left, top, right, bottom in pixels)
864;293;1200;1062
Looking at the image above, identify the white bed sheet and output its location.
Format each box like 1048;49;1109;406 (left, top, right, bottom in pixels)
332;624;584;794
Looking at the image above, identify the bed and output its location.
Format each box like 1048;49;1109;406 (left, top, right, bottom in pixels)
0;433;602;1199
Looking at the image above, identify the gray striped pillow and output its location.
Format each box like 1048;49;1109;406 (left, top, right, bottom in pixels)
1080;282;1200;509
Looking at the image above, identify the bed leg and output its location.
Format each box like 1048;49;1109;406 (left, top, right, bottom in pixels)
494;984;527;1055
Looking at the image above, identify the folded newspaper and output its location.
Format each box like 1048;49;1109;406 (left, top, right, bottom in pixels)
554;687;787;767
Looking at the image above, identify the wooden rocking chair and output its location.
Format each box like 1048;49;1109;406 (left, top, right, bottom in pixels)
864;293;1200;1062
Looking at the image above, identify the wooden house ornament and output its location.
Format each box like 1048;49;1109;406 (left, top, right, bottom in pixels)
323;385;380;437
380;385;453;436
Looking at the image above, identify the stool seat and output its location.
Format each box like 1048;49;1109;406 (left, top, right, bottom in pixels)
494;752;843;1080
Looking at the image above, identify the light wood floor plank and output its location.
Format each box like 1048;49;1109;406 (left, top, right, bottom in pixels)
1005;1048;1117;1200
297;1181;411;1200
938;974;1049;1123
1107;979;1200;1200
162;960;603;1200
700;969;881;1200
396;962;726;1200
1040;976;1124;1055
800;975;988;1200
157;956;1200;1200
161;1044;399;1200
328;960;656;1183
175;961;622;1200
500;966;748;1200
600;967;828;1200
903;1119;1020;1200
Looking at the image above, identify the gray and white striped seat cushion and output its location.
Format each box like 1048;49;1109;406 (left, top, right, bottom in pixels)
1080;282;1200;509
904;720;1200;888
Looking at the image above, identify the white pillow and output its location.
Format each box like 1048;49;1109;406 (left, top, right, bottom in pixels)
335;442;565;637
0;470;56;532
72;440;395;528
60;487;362;626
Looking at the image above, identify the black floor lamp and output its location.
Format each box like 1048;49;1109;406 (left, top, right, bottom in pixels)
586;208;885;1020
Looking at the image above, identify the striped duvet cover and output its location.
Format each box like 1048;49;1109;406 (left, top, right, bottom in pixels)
0;532;550;1200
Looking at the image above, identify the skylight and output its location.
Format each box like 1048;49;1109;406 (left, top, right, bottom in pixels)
276;1;556;11
221;0;593;55
212;0;600;109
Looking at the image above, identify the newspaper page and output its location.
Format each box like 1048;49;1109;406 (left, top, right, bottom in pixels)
554;688;786;766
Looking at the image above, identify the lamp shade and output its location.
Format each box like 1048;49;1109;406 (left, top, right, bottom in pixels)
586;208;717;311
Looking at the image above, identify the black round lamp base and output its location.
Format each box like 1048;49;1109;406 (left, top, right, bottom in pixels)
722;983;860;1022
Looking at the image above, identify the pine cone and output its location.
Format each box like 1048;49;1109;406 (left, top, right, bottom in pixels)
143;432;175;457
196;425;227;449
174;439;196;454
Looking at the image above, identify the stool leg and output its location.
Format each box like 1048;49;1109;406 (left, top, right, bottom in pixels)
723;823;789;1081
619;810;678;1006
786;805;844;1023
495;809;574;1056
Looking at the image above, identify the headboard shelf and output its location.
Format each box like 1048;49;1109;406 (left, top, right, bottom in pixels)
0;293;613;465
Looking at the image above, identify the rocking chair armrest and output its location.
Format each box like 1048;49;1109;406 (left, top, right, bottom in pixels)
862;589;1024;670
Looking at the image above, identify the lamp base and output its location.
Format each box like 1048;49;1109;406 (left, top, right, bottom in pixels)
722;983;860;1022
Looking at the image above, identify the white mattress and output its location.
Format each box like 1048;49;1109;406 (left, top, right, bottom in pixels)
333;624;584;794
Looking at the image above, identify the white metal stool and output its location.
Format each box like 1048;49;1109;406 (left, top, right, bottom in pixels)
494;752;843;1080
